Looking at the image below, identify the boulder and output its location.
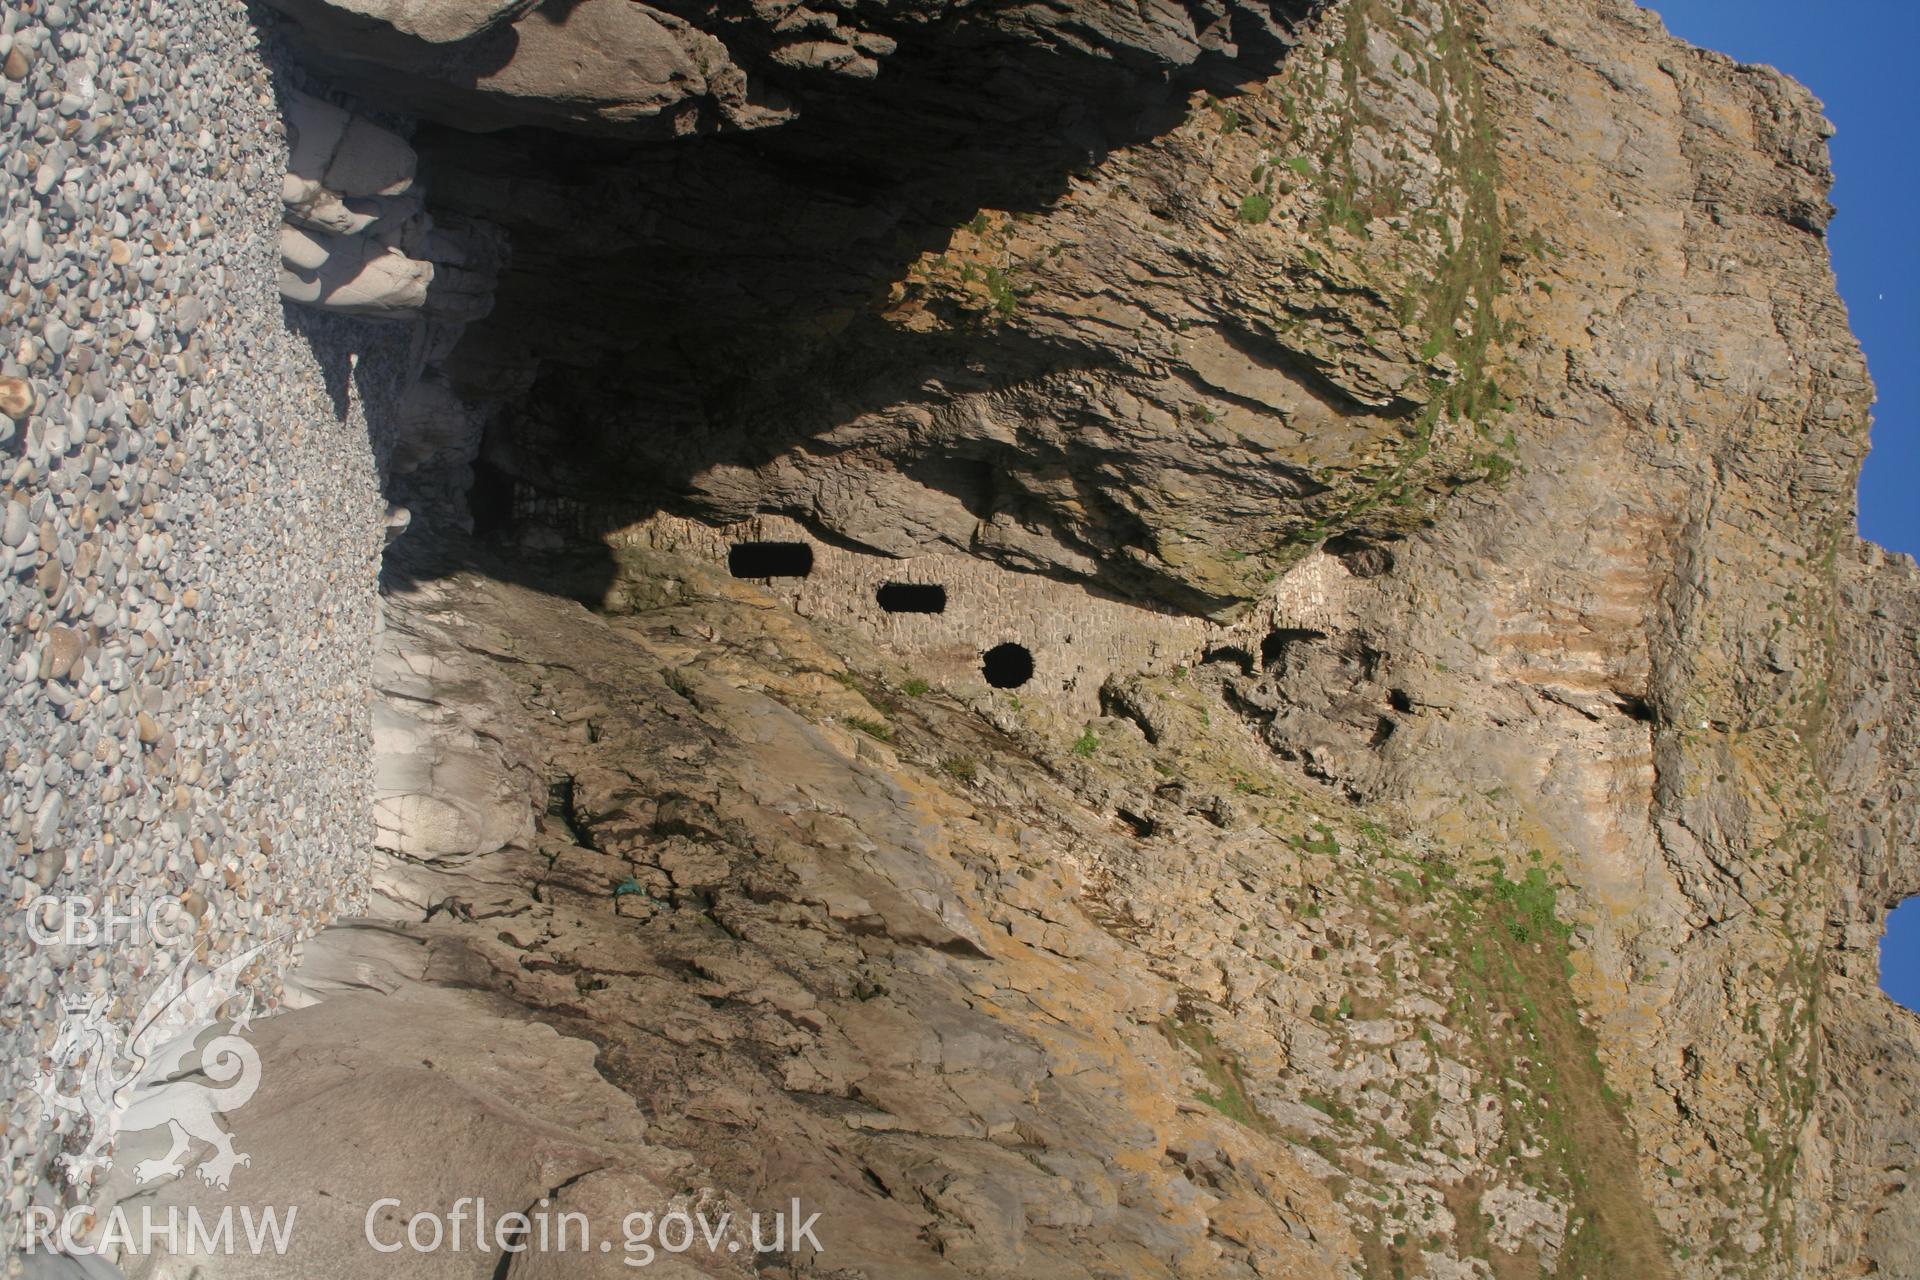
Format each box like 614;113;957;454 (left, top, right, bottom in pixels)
320;116;417;197
265;0;740;137
297;0;532;45
99;924;716;1280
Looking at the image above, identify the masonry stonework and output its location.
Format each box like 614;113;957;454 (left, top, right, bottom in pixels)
612;512;1361;721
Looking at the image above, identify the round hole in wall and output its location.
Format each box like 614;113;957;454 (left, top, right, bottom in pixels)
982;642;1034;689
876;582;947;613
728;541;813;578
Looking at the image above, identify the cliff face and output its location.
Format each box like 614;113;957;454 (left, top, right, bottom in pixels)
10;0;1920;1276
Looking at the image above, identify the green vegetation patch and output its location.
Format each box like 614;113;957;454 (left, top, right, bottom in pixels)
1163;1016;1273;1132
938;755;978;783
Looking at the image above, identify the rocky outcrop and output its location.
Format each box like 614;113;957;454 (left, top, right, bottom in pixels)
411;0;1467;616
278;89;502;320
260;0;1315;139
316;0;1914;1271
1816;545;1920;1275
272;81;512;534
108;526;1669;1278
9;0;1920;1277
262;0;790;138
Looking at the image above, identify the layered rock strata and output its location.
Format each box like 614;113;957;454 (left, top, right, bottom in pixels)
5;0;1920;1278
321;0;1920;1272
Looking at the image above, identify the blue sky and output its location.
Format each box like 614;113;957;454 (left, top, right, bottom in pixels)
1640;2;1920;1008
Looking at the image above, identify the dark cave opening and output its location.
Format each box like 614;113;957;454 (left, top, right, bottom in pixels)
982;642;1034;689
1615;694;1656;723
468;459;516;537
361;0;1325;618
728;541;814;579
877;582;948;613
1323;532;1397;578
1202;644;1256;674
1261;628;1326;670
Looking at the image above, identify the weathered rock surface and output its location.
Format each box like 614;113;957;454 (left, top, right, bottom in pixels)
10;0;1920;1278
261;0;1314;139
371;629;533;855
279;89;504;318
103;918;756;1279
281;0;1917;1273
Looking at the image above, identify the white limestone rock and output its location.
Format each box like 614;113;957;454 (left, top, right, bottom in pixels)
277;224;329;272
371;688;531;857
321;115;417;197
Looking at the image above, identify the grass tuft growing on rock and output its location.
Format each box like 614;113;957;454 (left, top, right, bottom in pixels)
938;755;978;783
1164;1017;1272;1132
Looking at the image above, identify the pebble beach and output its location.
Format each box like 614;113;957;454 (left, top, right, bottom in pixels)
0;0;400;1224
